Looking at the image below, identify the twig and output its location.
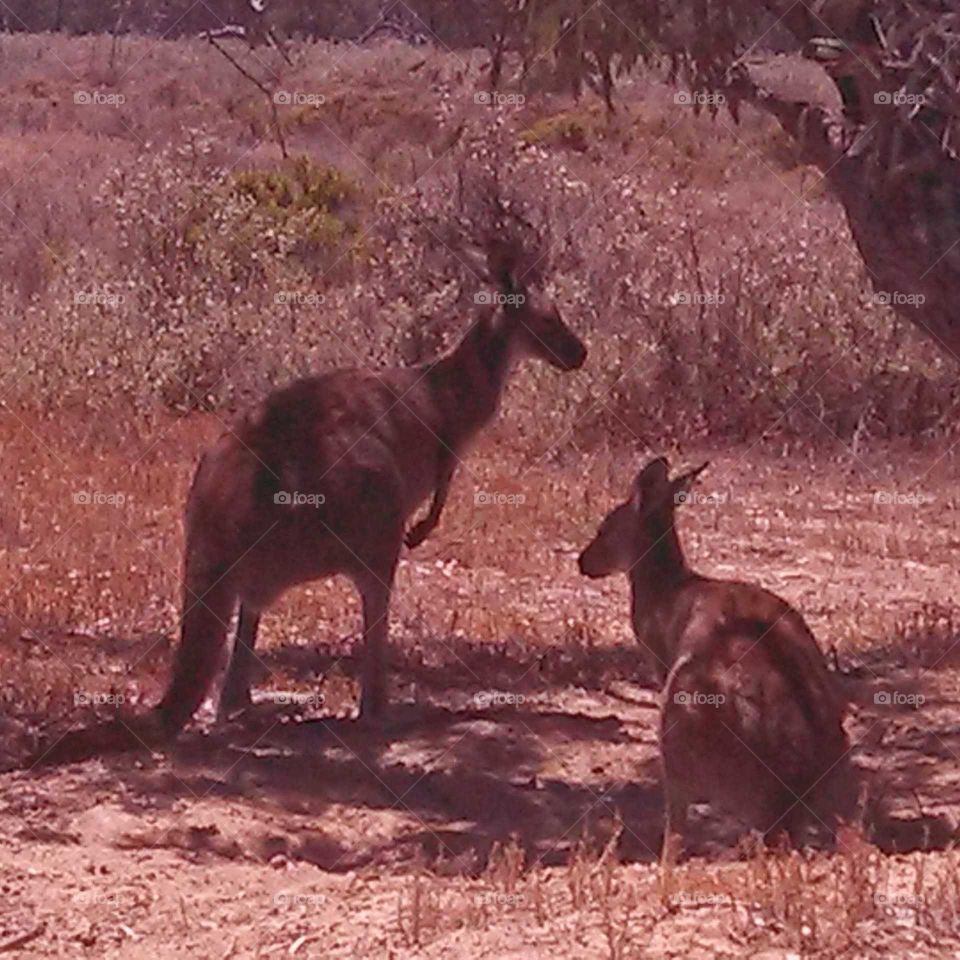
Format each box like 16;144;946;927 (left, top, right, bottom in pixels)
206;34;288;159
109;4;126;76
0;923;44;953
685;225;708;331
178;894;190;933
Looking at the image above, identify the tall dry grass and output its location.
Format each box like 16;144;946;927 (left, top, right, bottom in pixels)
0;32;951;452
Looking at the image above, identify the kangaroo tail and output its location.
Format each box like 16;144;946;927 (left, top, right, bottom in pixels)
153;561;235;740
26;479;239;767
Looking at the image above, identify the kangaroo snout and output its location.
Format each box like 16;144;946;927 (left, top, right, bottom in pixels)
577;545;605;578
558;337;588;372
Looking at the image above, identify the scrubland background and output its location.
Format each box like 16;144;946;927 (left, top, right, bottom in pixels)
1;24;960;960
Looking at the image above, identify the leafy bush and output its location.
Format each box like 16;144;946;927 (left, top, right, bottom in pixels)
0;35;952;454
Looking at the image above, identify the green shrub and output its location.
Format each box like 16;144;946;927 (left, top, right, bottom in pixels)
520;110;600;151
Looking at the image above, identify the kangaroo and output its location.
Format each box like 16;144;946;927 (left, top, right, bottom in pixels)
150;238;586;740
578;458;853;861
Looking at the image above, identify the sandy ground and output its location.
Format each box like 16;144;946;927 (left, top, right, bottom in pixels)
4;418;960;958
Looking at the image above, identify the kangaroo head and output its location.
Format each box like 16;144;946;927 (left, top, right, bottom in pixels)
495;272;586;372
475;236;586;372
578;457;708;578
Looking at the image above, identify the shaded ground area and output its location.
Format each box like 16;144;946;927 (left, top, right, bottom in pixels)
4;422;960;956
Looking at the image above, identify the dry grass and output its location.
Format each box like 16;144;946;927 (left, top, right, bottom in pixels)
2;30;960;960
0;33;952;446
5;404;957;736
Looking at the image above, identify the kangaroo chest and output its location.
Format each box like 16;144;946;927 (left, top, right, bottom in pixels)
630;594;675;681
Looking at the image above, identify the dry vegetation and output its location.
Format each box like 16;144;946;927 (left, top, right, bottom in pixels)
2;31;960;960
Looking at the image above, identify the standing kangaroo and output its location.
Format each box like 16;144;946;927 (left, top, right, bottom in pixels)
152;240;586;740
578;458;853;861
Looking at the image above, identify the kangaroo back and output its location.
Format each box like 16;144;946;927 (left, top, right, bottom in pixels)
673;587;848;740
662;618;851;839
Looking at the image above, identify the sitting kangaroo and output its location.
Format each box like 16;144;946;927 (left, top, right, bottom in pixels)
578;458;853;861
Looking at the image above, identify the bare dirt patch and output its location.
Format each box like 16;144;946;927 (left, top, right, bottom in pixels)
3;415;960;957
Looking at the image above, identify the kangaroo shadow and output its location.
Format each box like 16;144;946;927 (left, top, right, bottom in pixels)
17;611;960;868
99;700;665;874
836;626;960;854
262;632;659;700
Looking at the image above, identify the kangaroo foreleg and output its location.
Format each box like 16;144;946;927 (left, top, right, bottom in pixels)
405;453;457;549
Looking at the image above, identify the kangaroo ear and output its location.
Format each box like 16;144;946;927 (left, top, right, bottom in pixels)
671;462;709;502
632;456;670;506
461;244;493;284
635;457;670;490
485;238;522;296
